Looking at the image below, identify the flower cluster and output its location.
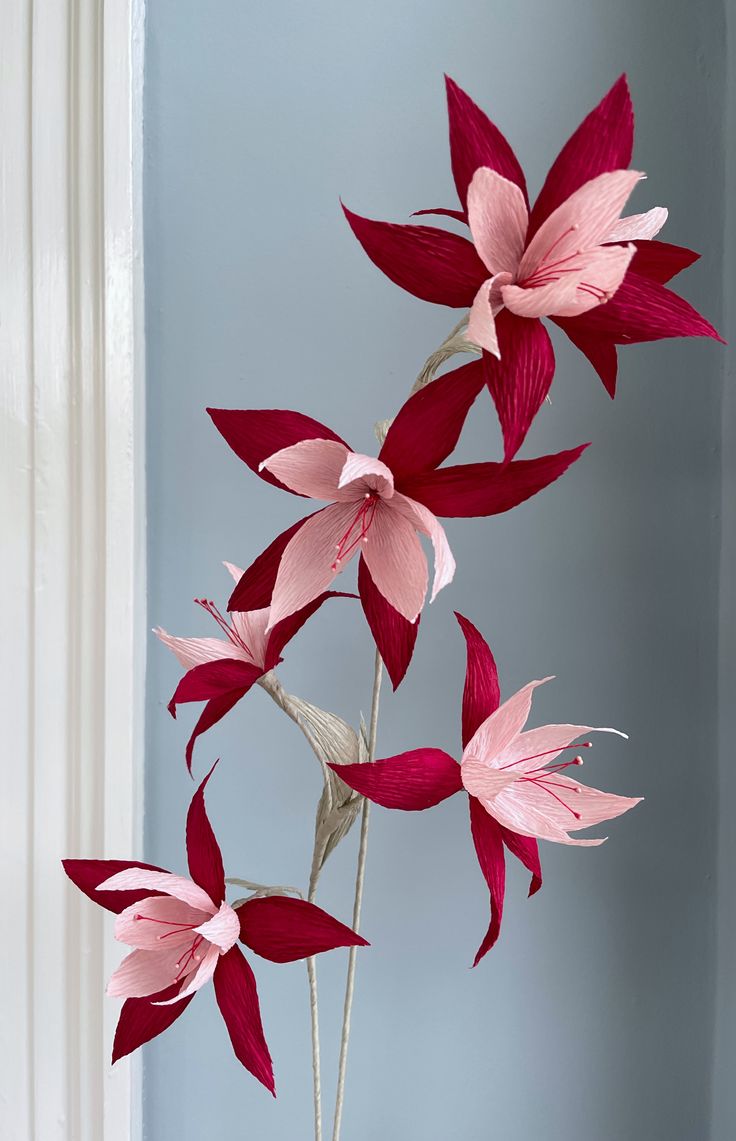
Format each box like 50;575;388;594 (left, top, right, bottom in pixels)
63;73;719;1120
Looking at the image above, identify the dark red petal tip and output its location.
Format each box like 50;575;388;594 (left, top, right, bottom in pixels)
186;761;225;905
237;896;369;963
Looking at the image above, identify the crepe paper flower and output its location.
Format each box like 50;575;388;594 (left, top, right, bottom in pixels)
343;74;723;462
208;359;588;688
155;561;352;771
62;764;368;1092
328;613;641;964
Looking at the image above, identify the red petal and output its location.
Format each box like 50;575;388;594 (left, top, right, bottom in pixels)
207;408;348;494
412;206;468;223
168;659;263;715
228;515;314;612
445;75;528;208
568;272;724;344
454;613;500;748
186;762;225;906
213;948;275;1094
112;983;194;1063
238;896;368;963
482;313;555;461
184;690;251;775
555;320;619;397
629;239;700;284
62;859;168;914
400;444;589;517
379;358;486;481
264;590;355;670
468;796;506;965
528;75;633;238
500;828;542;898
358;557;419;689
329;749;462;810
342;204;486;307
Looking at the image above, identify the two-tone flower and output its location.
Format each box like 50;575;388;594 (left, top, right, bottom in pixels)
329;613;641;963
344;74;722;461
63;765;367;1092
209;359;587;687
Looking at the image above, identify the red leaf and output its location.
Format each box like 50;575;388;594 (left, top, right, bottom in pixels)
468;796;506;965
501;828;542;898
112;983;194;1063
342;204;486;307
454;613;500;748
445;75;528;208
400;445;589;517
238;896;368;963
213;948;275;1094
482;312;555;461
228;515;315;612
629;239;700;284
207;408;348;493
528;74;634;238
186;763;225;906
569;272;724;344
555;320;619;397
358;557;419;689
379;358;486;481
329;749;462;811
62;859;168;914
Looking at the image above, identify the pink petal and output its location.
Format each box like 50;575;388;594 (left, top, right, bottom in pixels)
107;946;183;998
500;828;542;896
519;170;643;285
360;500;428;622
542;243;636;319
455;612;500;748
195;902;240;954
230;608;270;669
482;311;555;461
62;859;169;915
329;749;463;810
342;204;487;307
207;408;348;494
223;561;244;582
468;796;506;965
338;452;395;498
566;271;724;344
98;869;216;914
461;678;553;767
154;628;250;671
501;277;581;320
445;75;528;208
467;168;528;275
213;948;275;1094
186;763;225;907
155;943;220;1005
267;503;359;629
629;239;700;284
461;757;518;800
467;278;501;357
115;896;210;950
605;206;667;243
389;492;456;603
260;439;349;500
399;444;589;517
379;357;486;481
228;516;314;612
554;321;618;396
112;984;195;1063
491;773;641;844
238;896;368;963
358;557;419;690
528;75;634;238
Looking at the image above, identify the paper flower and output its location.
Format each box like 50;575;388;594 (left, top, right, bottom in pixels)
62;765;368;1092
328;613;641;964
343;75;722;460
208;359;588;687
155;562;350;770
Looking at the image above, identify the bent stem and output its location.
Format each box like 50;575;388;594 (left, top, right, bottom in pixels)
331;649;383;1141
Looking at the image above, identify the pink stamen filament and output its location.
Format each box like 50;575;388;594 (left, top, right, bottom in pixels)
195;597;254;660
133;913;200;941
174;935;205;981
331;494;379;571
499;742;591;770
518;226;582;288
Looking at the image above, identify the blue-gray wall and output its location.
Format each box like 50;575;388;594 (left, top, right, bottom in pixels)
143;2;727;1137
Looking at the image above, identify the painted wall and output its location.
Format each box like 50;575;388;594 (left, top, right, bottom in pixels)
143;2;727;1137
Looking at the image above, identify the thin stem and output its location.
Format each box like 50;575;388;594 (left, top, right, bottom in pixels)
331;649;383;1141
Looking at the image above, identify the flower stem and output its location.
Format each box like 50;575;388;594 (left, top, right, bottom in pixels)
331;649;383;1141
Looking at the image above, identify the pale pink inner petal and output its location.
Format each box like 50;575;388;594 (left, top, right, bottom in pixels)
501;277;581;319
390;492;456;602
467;278;501;358
548;243;635;318
154;628;251;671
230;607;270;667
517;169;644;284
266;502;360;630
462;678;554;769
338;452;395;499
154;942;221;1006
97;869;216;914
223;560;245;582
107;945;185;998
605;206;668;243
360;501;428;623
115;896;211;950
461;757;518;801
479;786;606;845
260;439;350;500
467;167;529;275
489;771;640;844
195;901;240;953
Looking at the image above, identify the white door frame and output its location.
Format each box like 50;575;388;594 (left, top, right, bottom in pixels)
1;2;145;1138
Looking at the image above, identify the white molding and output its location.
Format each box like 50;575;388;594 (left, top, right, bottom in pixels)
0;2;145;1138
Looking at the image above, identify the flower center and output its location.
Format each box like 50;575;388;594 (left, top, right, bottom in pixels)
132;912;208;983
195;597;254;659
331;492;380;571
500;741;592;820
